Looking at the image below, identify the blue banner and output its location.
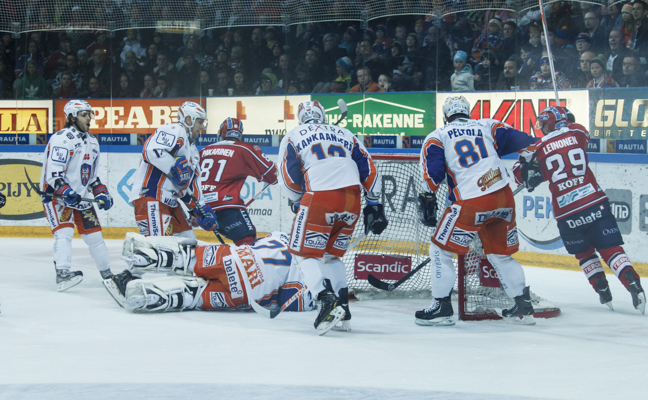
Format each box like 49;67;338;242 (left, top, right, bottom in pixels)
0;134;29;145
403;135;426;149
586;138;600;153
607;139;647;154
369;136;397;148
243;135;272;147
98;134;130;145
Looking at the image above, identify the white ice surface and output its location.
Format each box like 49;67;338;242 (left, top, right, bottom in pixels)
1;238;647;400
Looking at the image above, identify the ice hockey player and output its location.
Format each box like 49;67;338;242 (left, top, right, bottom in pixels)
104;232;314;315
513;106;645;314
418;95;538;326
198;117;278;245
278;100;388;335
39;100;114;291
128;101;218;239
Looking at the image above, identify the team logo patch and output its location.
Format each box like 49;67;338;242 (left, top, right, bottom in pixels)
333;233;351;250
156;131;176;147
81;209;100;229
449;227;476;248
203;246;217;266
304;231;328;250
477;168;503;192
209;292;228;308
51;146;69;163
435;204;461;245
507;226;519;247
80;163;92;186
324;211;358;225
475;208;513;224
557;184;596;208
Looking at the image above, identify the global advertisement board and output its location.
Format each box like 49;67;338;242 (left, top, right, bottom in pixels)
0;100;54;145
589;88;648;140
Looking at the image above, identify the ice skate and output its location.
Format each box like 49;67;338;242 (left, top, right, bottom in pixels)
415;296;455;326
100;269;114;280
502;286;536;325
332;304;352;332
103;270;139;308
314;291;345;336
56;269;83;292
595;275;614;311
624;270;646;315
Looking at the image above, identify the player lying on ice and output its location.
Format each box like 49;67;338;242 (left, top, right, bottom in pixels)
103;231;366;334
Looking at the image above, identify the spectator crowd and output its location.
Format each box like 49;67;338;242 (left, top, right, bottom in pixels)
3;1;648;100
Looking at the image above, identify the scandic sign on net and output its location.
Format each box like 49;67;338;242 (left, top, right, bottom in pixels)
354;254;412;280
54;99;202;134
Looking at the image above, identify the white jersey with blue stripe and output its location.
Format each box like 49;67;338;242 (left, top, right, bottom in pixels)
420;118;536;202
278;122;381;202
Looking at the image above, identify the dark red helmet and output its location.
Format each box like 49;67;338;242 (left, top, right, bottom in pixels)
219;117;243;140
535;106;568;132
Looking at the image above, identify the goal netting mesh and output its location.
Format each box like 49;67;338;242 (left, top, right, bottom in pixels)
0;0;606;34
342;154;560;320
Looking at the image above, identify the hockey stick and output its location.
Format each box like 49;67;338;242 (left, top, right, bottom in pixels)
367;258;431;291
24;168;103;204
244;183;269;207
334;98;348;126
190;195;225;244
538;0;560;105
512;184;525;196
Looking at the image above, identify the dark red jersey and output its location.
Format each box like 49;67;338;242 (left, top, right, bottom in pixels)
199;140;277;210
514;123;607;220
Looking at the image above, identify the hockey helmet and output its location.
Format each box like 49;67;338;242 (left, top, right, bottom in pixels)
64;100;93;120
297;100;325;124
535;106;568;132
178;101;207;130
219;117;243;140
442;96;470;123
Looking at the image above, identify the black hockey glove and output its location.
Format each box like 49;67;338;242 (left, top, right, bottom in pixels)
520;155;544;193
0;191;5;209
363;203;388;235
418;192;438;227
289;199;300;214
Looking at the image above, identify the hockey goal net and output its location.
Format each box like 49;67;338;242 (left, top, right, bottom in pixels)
342;153;560;320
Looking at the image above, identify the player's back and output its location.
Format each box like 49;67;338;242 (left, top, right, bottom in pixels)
534;123;606;219
424;118;510;200
281;122;364;192
199;140;275;208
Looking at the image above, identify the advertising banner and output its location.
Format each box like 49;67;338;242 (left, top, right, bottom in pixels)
353;254;412;280
315;93;435;136
589;88;648;140
205;95;310;137
437;90;589;137
53;98;203;134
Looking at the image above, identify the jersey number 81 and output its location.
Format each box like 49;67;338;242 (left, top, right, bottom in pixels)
454;138;489;168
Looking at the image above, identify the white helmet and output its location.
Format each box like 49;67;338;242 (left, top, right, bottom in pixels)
178;101;207;130
297;100;325;124
442;96;470;123
64;100;93;120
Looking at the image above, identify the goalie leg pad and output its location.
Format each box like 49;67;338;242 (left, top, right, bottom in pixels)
125;276;207;313
122;232;196;275
429;241;456;298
